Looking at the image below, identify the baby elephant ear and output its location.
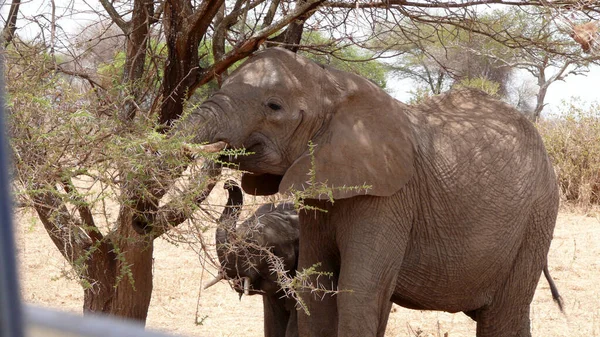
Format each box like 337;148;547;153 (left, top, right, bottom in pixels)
242;173;283;196
280;97;416;200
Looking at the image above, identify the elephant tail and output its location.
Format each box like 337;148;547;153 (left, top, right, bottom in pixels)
543;264;564;313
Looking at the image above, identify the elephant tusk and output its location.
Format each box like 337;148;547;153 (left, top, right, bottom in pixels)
203;273;224;290
243;276;251;295
184;141;228;156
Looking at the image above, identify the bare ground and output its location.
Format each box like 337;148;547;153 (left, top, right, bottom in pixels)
15;205;600;337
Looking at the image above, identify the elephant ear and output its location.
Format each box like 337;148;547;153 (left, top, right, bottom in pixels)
279;94;416;200
242;173;283;196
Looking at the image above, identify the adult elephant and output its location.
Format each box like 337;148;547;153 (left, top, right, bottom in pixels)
166;47;561;337
204;180;299;337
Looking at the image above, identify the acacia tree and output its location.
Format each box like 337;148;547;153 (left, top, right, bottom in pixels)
6;0;326;323
453;7;600;120
376;5;600;119
383;23;514;101
4;0;600;327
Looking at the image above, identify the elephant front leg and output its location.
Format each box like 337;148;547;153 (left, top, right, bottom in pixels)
295;245;340;337
336;256;399;337
263;295;294;337
285;306;299;337
333;197;411;337
297;207;340;337
297;285;338;337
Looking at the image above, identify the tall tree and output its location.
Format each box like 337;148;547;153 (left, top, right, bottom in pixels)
6;0;324;323
378;6;600;120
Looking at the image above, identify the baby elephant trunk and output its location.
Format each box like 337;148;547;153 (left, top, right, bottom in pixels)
204;180;244;290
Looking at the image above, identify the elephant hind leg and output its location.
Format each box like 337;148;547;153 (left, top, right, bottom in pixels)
474;211;555;336
473;245;543;337
471;246;537;337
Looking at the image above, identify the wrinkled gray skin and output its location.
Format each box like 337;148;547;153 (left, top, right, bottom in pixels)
171;48;561;337
215;180;299;337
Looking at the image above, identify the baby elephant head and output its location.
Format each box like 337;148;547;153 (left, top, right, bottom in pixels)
205;180;299;298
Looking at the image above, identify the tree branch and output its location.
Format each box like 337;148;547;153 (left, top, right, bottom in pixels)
191;0;325;91
60;176;103;243
150;0;165;25
268;0;309;52
215;0;268;43
2;0;21;47
188;0;227;39
56;66;106;91
31;185;96;264
151;161;222;239
262;0;281;28
324;0;591;10
99;0;131;33
120;0;154;121
548;59;574;83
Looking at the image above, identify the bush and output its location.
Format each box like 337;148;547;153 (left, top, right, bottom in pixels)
455;77;501;97
537;100;600;206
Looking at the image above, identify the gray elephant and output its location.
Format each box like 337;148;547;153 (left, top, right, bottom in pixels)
204;180;299;337
167;48;562;337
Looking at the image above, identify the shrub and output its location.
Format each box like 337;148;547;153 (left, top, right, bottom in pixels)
538;100;600;206
455;77;501;97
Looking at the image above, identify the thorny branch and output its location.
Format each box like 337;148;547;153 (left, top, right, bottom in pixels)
151;161;222;240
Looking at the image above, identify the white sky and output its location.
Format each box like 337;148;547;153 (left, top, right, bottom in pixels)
544;67;600;113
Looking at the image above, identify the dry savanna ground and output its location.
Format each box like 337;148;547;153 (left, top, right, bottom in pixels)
15;186;600;336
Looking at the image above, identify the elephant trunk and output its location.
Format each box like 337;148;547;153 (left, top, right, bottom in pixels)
171;105;222;145
172;94;253;153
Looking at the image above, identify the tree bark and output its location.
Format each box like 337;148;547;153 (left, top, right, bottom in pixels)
2;0;21;46
268;0;309;52
81;223;153;321
159;0;225;126
121;0;153;121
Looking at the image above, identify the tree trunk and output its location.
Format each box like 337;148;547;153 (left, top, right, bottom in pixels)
32;186;154;323
83;213;154;322
159;0;225;126
533;62;549;122
82;239;117;314
120;0;153;121
532;84;547;122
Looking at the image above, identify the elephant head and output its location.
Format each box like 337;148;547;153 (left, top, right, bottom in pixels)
173;47;415;200
205;180;299;337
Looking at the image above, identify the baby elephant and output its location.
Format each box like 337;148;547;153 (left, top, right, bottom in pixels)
204;180;299;337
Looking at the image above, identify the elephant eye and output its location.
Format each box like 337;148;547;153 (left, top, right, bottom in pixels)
267;102;282;111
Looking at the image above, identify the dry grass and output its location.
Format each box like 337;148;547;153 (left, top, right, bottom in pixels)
15;200;600;336
538;102;600;206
